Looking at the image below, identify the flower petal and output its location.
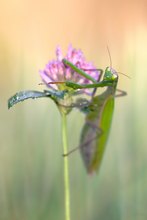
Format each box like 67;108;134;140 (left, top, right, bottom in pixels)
39;45;101;94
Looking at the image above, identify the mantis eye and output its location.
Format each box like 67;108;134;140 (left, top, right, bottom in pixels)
109;67;118;79
112;71;118;79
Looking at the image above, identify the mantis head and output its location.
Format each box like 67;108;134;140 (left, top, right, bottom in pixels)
103;67;118;82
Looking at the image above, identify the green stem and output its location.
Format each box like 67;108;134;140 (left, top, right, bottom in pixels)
61;113;71;220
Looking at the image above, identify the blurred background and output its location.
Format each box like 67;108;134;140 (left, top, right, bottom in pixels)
0;0;147;219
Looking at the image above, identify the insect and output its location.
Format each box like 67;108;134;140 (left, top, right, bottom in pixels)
57;52;127;173
46;49;128;173
79;69;118;173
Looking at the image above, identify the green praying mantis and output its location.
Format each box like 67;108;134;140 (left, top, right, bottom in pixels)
55;56;128;173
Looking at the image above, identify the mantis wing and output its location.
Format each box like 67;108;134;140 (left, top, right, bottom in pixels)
80;93;114;173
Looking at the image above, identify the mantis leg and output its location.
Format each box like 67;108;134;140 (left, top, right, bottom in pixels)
91;69;103;97
115;89;127;97
63;122;103;157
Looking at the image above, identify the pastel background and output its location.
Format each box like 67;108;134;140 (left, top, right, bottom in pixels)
0;0;147;219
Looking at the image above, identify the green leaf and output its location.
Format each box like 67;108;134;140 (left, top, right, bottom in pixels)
44;89;68;99
8;89;68;109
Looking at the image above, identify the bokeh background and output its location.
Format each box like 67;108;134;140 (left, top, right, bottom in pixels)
0;0;147;219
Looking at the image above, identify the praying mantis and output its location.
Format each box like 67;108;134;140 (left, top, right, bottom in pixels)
57;57;127;173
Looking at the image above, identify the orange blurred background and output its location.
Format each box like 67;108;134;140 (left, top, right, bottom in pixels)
1;0;147;71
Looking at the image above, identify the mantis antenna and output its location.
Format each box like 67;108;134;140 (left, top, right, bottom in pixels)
107;45;112;68
107;45;131;79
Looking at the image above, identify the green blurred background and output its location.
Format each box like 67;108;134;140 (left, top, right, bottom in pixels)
0;0;147;219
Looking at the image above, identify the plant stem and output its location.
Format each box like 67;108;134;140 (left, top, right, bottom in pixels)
62;113;71;220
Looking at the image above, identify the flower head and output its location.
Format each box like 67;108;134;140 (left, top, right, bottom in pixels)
39;45;100;94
